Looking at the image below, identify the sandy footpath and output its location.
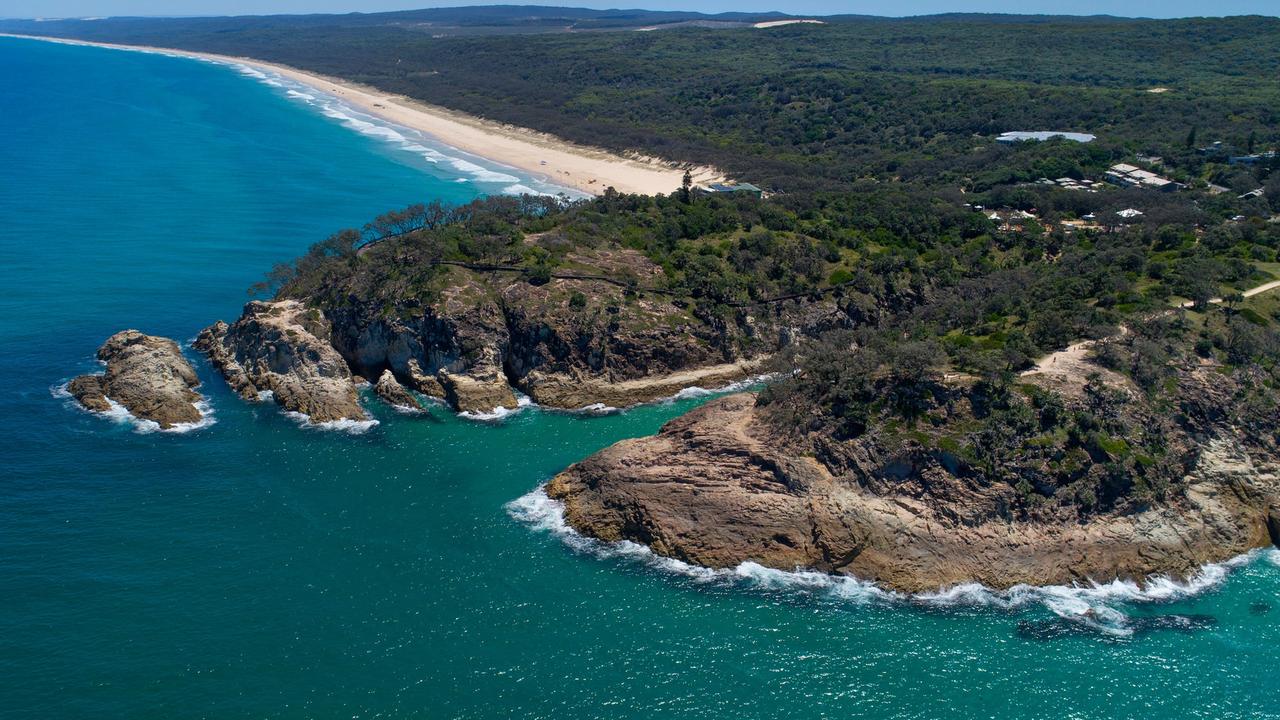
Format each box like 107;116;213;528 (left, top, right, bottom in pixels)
4;33;724;196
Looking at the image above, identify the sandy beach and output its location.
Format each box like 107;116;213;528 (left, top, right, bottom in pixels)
3;34;723;197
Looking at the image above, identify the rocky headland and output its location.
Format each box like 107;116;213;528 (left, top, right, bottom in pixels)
68;330;206;429
194;299;367;424
196;237;841;418
548;352;1280;592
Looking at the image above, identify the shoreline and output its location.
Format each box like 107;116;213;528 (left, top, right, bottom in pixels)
2;33;724;197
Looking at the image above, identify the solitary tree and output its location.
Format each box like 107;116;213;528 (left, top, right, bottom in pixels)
1223;292;1245;322
680;169;693;204
1186;126;1198;150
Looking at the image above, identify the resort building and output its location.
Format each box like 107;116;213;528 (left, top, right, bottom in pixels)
1104;163;1182;192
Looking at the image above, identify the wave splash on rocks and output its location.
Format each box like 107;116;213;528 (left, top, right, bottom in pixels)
54;382;216;434
506;486;1271;638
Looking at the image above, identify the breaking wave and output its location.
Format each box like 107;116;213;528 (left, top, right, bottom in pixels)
282;410;379;434
506;486;1274;636
663;372;776;403
458;394;534;422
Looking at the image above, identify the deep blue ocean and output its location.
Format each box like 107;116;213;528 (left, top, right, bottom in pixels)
1;36;1278;719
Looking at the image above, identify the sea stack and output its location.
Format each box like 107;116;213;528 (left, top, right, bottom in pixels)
68;330;205;429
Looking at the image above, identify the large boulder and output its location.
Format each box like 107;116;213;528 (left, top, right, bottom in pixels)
68;330;204;429
374;369;424;411
195;300;365;424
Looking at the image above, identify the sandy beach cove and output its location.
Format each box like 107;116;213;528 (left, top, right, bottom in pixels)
2;33;724;197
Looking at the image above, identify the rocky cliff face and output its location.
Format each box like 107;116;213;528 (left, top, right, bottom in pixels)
194;300;366;424
265;245;839;413
68;330;205;429
316;268;751;412
548;390;1280;593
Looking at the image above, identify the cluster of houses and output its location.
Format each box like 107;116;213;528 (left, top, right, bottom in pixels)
1229;151;1278;166
1201;141;1278;166
983;208;1039;232
1103;163;1183;192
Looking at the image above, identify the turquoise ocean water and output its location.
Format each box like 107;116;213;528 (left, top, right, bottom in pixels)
1;36;1278;719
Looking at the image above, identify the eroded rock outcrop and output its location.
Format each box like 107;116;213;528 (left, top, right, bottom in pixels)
548;393;1280;593
68;330;204;429
373;369;424;411
310;254;807;412
195;300;365;424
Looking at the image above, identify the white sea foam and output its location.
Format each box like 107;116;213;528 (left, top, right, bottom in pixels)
233;64;268;80
664;373;777;403
445;157;520;184
503;183;553;196
506;486;1270;630
53;382;216;434
569;402;623;416
458;393;534;422
282;410;379;434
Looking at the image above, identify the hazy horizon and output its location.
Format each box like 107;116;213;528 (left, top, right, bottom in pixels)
5;0;1278;20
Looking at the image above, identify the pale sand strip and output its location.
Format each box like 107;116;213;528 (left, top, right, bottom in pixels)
3;34;725;197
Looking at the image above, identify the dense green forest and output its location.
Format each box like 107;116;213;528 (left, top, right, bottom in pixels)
5;10;1280;191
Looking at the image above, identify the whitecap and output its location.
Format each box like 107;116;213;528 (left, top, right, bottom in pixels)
507;486;1270;627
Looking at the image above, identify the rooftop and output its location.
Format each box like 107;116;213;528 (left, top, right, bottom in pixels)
706;182;763;193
